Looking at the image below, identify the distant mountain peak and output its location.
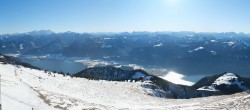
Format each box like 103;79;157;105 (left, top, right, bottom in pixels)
213;73;238;84
26;30;55;35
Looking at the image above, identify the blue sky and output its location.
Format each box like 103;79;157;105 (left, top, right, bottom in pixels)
0;0;249;34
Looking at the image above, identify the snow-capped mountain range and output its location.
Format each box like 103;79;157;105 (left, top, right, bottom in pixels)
1;31;250;77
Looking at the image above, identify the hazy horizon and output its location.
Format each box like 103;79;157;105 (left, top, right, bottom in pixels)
1;29;250;35
1;0;250;34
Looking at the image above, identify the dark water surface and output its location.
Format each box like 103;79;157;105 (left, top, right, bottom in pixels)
20;58;86;74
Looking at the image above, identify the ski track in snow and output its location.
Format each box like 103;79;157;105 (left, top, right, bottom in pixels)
0;63;250;110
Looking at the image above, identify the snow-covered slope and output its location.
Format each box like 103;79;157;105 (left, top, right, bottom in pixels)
197;73;249;94
0;64;54;110
213;73;246;89
0;63;170;109
1;63;250;109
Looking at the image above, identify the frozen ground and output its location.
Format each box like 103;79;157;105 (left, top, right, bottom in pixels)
0;63;250;110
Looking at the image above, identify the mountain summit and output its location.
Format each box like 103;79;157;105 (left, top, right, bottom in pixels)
194;72;250;94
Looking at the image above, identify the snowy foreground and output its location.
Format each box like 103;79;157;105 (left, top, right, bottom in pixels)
0;63;250;110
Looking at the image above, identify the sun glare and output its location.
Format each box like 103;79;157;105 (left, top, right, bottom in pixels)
167;0;178;4
161;71;194;86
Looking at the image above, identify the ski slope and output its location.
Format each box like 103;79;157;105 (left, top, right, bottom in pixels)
0;63;250;110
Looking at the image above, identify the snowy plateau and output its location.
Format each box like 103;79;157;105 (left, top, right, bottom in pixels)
1;63;250;110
